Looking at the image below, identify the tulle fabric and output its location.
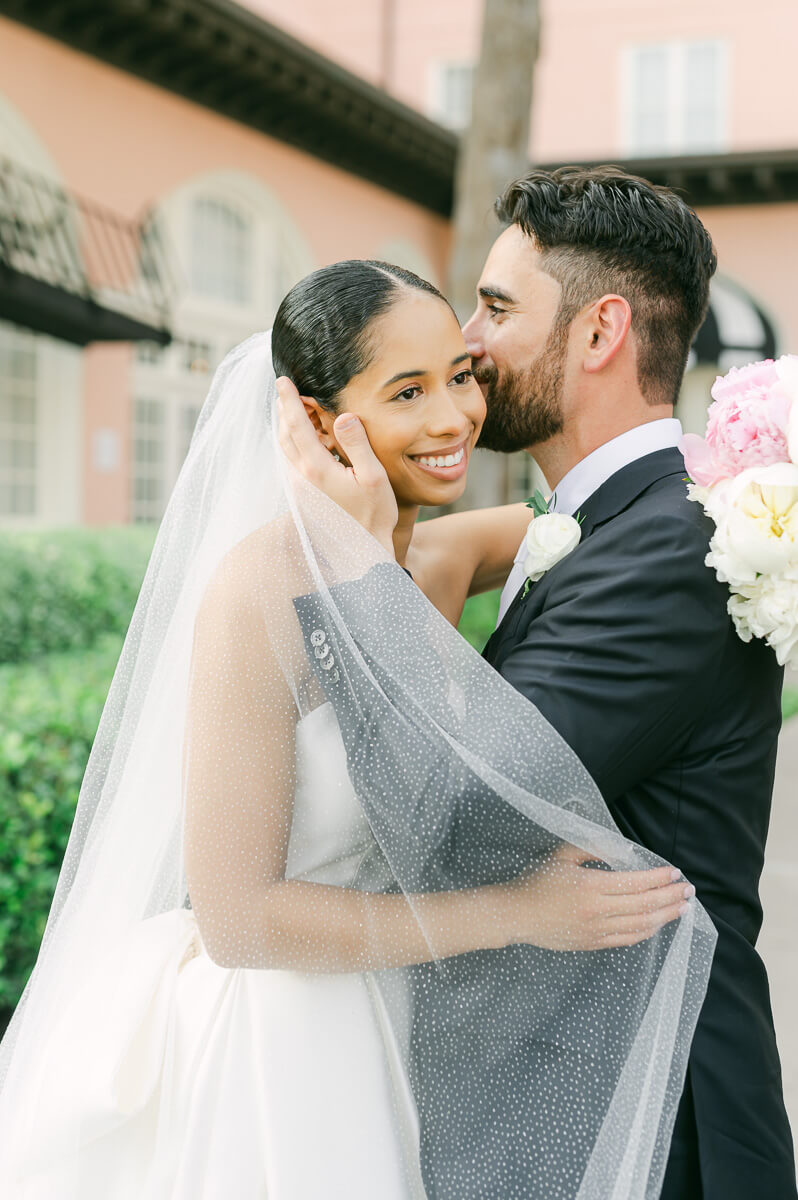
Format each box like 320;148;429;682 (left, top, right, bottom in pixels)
0;332;716;1198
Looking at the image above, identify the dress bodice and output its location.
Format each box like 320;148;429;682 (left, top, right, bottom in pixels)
286;701;372;885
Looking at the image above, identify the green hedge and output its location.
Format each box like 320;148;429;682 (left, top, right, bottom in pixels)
458;589;502;651
784;689;798;722
0;634;122;1021
0;527;155;665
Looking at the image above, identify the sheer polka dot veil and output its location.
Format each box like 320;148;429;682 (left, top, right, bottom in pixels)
0;332;716;1199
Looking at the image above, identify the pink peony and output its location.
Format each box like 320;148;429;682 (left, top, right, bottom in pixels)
680;358;792;486
709;358;780;404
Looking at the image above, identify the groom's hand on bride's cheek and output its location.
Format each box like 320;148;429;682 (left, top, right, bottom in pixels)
275;378;398;556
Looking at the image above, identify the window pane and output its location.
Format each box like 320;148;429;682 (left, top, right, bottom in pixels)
180;339;212;373
10;346;35;379
11;438;36;469
136;340;165;365
629;46;669;154
190;197;252;305
12;483;35;515
432;63;475;131
0;322;38;518
11;393;36;424
131;395;166;523
684;42;724;150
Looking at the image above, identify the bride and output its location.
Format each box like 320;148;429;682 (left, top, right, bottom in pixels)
0;260;714;1199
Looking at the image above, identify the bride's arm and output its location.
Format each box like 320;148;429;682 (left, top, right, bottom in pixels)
183;544;689;973
413;503;532;596
408;503;533;624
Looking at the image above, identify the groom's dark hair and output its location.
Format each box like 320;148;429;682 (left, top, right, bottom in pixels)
495;166;717;406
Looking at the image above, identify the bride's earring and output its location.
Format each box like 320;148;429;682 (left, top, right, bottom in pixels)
331;449;341;462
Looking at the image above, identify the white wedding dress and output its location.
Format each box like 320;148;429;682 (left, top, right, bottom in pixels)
7;703;424;1199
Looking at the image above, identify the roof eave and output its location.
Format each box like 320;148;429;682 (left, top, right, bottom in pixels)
0;0;457;215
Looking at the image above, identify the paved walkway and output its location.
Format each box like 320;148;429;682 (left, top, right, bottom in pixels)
758;693;798;1139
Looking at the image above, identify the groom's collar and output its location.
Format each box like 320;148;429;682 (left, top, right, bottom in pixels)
487;446;687;654
576;445;688;540
550;418;683;518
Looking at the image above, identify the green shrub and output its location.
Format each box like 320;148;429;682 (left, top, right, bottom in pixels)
0;634;123;1023
783;688;798;723
458;589;502;651
0;526;155;664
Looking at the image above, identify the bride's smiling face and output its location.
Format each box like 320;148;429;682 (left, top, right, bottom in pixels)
319;291;486;508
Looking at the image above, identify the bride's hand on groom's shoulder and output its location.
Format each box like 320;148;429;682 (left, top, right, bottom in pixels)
276;377;398;557
500;844;695;952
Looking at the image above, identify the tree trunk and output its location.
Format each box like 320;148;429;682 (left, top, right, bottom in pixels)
448;0;540;509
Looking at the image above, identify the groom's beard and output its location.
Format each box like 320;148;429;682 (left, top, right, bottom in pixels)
475;319;569;453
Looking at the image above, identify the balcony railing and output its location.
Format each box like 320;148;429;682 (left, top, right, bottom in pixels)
0;156;173;347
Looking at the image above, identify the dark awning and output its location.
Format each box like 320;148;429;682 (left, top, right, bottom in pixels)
542;149;798;210
0;156;173;347
690;276;778;371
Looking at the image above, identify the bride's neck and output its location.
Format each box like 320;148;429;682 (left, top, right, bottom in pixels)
393;503;419;567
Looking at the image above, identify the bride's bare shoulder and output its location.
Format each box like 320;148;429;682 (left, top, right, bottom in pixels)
197;516;306;624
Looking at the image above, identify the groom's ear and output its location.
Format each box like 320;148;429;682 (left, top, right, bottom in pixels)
582;294;632;374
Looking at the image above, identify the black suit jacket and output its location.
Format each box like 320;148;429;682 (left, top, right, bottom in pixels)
484;446;796;1198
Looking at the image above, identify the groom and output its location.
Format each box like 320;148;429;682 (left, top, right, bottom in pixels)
278;164;796;1198
460;166;795;1200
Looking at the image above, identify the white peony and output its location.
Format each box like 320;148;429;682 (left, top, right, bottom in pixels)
710;462;798;581
523;513;582;583
726;568;798;668
686;481;712;508
706;522;757;590
693;476;733;526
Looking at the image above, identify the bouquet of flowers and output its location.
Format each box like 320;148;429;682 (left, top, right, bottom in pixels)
680;355;798;668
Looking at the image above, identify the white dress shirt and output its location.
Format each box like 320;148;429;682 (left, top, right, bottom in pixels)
495;419;683;625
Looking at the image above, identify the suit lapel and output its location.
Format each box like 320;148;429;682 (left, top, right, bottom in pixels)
573;446;687;540
483;447;688;665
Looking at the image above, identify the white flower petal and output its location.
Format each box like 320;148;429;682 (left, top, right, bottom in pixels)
523;513;581;582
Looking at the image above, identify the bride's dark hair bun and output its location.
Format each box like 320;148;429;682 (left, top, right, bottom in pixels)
272;259;449;410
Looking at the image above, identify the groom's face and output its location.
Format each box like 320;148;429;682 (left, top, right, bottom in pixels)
463;225;572;453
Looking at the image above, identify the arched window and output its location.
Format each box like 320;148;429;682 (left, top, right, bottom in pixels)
131;172;314;524
190;196;252;305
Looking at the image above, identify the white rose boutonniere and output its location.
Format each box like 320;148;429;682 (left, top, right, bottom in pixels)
522;489;583;597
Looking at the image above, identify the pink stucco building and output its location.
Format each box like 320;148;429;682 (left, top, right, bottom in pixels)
0;0;796;524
